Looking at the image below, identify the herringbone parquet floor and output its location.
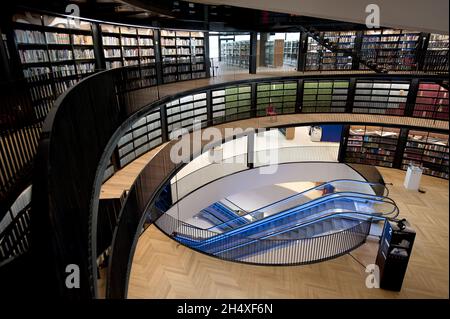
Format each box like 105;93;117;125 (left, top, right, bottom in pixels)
127;167;449;299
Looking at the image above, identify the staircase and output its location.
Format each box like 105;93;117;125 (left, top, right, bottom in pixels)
302;26;388;73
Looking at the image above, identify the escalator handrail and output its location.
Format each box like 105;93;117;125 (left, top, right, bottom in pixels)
191;196;398;247
207;191;397;235
205;179;391;231
211;211;383;256
170;192;398;245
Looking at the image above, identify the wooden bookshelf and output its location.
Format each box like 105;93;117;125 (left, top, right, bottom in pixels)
353;80;410;115
359;29;420;71
345;125;400;168
283;40;298;67
256;81;297;115
305;32;355;71
220;40;249;69
117;110;162;167
211;85;252;123
160;29;206;83
413;82;449;120
100;24;157;85
13;13;96;80
402;130;449;179
264;40;284;67
302;80;349;113
423;34;449;72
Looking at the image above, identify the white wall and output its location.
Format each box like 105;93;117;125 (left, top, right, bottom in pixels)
166;162;372;222
209;35;219;59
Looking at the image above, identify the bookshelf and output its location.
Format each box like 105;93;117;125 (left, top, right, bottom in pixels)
323;31;356;50
117;110;162;167
212;85;252;123
220;40;250;68
305;37;321;71
345;125;400;168
166;92;208;132
360;29;420;71
353;80;410;115
12;12;97;121
14;13;97;80
302;80;349;113
160;29;206;83
256;81;297;115
322;31;355;70
100;24;157;85
305;32;355;71
100;24;123;69
423;34;449;72
402;130;449;179
413;82;449;120
264;40;284;68
283;40;298;67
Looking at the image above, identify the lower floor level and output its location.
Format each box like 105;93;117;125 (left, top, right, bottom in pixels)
128;167;449;299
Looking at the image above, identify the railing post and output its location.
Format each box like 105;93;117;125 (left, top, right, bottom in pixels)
338;124;350;163
111;147;122;171
405;78;420;117
346;78;357;113
206;89;213;126
393;128;409;169
296;79;304;113
250;82;257;118
417;33;430;72
247;131;255;169
249;32;257;74
352;31;363;70
92;23;106;70
297;32;308;72
159;104;169;142
154;29;164;85
204;32;211;78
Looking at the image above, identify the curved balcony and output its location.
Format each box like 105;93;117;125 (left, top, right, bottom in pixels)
1;66;445;299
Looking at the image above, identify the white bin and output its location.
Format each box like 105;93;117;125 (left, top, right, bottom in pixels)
404;165;423;191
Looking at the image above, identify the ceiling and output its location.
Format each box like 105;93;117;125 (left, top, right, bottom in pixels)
3;0;448;34
3;0;368;32
191;0;449;34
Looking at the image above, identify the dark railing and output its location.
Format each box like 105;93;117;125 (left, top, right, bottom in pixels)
25;68;448;300
0;70;96;212
154;209;372;265
0;203;31;267
2;69;448;214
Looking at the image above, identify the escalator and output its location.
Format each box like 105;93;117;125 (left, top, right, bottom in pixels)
197;202;248;230
171;180;398;261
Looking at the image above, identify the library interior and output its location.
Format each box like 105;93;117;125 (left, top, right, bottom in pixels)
0;0;448;301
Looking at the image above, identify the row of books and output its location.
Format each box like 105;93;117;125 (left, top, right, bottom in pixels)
103;36;120;46
45;32;70;44
15;30;46;44
140;48;155;57
104;48;121;58
121;37;138;46
161;38;176;46
122;49;139;57
139;38;153;46
73;49;94;60
19;49;48;63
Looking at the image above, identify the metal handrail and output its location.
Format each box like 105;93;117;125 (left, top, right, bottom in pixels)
157;208;373;264
205;179;390;231
0;204;32;265
157;191;398;242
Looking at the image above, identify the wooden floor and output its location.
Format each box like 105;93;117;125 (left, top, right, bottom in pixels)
127;167;449;299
